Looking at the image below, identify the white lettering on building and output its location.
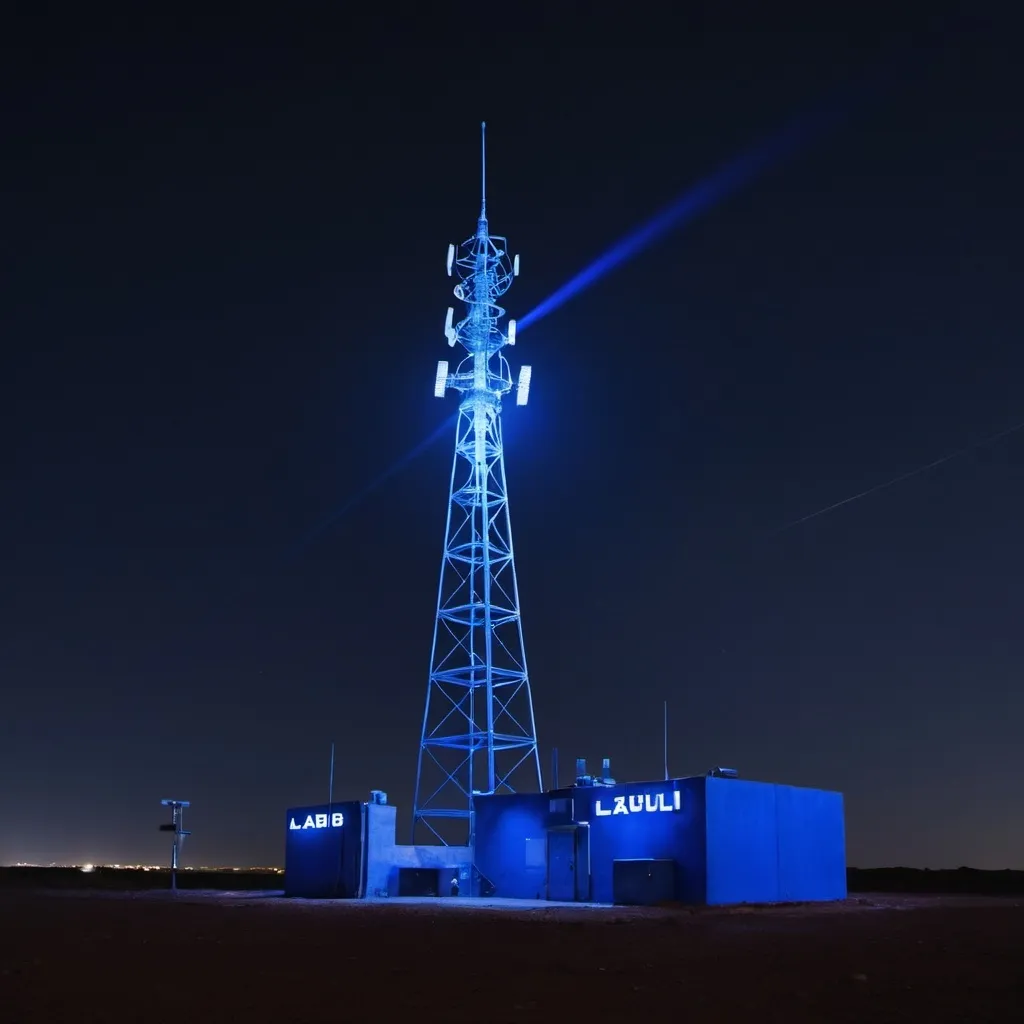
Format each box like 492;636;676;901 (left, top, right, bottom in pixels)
594;791;681;817
289;811;344;830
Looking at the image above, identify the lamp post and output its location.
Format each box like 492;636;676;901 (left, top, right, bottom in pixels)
159;799;192;891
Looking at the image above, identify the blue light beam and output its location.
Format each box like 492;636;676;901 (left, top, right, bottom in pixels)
293;77;880;553
519;99;855;332
288;413;457;560
772;417;1024;534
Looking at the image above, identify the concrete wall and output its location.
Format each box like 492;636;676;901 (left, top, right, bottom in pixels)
474;779;707;904
283;802;363;898
364;803;473;898
775;783;847;902
704;778;847;905
474;792;551;900
703;778;779;904
577;778;706;905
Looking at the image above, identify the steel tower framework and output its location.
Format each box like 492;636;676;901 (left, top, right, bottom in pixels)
413;123;542;846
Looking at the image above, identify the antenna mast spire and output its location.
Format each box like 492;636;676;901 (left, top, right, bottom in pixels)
480;120;487;217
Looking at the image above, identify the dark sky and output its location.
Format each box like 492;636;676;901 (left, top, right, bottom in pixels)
3;8;1022;870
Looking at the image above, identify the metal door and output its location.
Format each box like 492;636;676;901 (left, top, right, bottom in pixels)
547;829;576;901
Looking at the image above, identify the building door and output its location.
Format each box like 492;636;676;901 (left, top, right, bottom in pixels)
574;825;591;902
547;829;575;901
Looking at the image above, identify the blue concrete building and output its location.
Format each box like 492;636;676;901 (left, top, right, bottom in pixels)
283;801;364;898
283;774;846;906
473;775;847;905
283;797;473;899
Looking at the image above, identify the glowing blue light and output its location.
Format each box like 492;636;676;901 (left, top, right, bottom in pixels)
434;360;449;398
288;412;457;559
515;364;532;406
288;812;344;830
294;81;876;550
594;790;682;817
518;103;843;332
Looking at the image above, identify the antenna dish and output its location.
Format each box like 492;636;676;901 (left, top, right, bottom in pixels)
507;319;516;346
446;243;455;277
513;254;520;277
444;307;456;346
453;283;465;302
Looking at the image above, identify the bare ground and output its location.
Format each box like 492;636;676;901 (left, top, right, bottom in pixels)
0;890;1022;1022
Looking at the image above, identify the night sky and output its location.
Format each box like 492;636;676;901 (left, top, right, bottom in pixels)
3;9;1022;870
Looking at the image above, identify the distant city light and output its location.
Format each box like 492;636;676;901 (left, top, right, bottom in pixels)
4;861;285;873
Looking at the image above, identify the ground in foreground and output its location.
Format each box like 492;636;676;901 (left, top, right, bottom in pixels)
1;891;1021;1022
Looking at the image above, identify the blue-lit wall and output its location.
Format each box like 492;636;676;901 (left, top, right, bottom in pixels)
576;778;707;905
475;778;706;904
283;798;474;899
475;776;845;906
776;782;846;901
704;778;846;904
474;792;551;899
284;802;364;898
363;802;473;899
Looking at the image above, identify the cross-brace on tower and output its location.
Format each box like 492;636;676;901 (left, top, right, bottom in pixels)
413;123;542;846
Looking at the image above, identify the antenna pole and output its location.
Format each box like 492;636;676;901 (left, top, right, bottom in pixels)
663;701;669;781
480;120;487;214
328;741;335;807
159;799;191;893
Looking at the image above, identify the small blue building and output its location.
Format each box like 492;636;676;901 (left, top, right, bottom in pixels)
283;797;474;900
474;774;847;905
283;801;364;898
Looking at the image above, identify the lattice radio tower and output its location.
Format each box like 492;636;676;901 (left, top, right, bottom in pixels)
413;123;542;846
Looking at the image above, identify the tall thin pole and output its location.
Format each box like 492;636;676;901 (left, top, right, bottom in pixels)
170;804;180;892
328;741;335;807
170;821;177;892
663;701;669;781
480;120;486;213
160;799;190;893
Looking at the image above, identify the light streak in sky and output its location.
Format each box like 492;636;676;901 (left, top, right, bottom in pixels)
773;418;1024;534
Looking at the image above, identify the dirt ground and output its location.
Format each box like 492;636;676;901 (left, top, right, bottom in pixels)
1;890;1021;1022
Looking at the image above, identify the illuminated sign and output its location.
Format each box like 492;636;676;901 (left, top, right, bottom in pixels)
595;791;681;817
289;812;345;830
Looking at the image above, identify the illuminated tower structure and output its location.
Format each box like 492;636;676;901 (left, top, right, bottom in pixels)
413;123;542;846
